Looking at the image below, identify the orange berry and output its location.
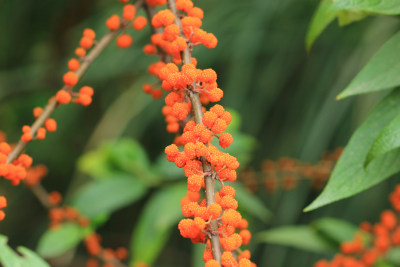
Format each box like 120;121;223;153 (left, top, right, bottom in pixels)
106;15;120;31
115;247;128;260
86;259;99;267
75;47;86;57
80;37;94;49
219;133;233;148
133;16;147;30
48;191;62;206
21;133;32;143
151;9;175;28
146;0;167;6
0;143;11;155
188;7;204;19
240;229;252;245
187;174;203;192
205;260;220;267
78;94;92;106
33;107;43;118
80;86;94;96
206;203;222;220
116;34;133;49
83;28;96;39
56;90;71;104
0;196;7;209
36;128;46;140
143;44;157;54
123;4;136;21
68;58;80;71
45;119;57;132
0;210;5;221
63;72;79;86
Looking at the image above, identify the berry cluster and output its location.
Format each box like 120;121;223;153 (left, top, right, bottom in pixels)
315;184;400;267
85;233;129;267
106;3;148;49
142;0;255;265
239;148;342;193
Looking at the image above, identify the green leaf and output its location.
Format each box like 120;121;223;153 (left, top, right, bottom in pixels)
387;247;400;265
332;0;400;15
313;217;360;244
108;139;150;175
130;183;186;265
37;223;90;258
337;10;370;26
78;139;159;184
305;0;337;51
154;153;185;181
78;148;114;179
71;174;147;218
366;113;400;167
305;89;400;211
233;183;272;223
337;31;400;99
256;225;335;253
0;235;50;267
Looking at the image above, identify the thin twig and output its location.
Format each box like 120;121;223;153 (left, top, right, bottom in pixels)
167;0;222;262
6;0;145;165
30;183;53;209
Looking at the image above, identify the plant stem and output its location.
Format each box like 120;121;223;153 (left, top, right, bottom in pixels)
167;0;222;262
7;0;145;165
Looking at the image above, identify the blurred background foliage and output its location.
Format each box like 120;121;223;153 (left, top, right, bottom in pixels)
1;0;400;266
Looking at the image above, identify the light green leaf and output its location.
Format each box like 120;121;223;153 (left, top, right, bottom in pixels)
387;247;400;265
337;10;370;26
366;113;400;167
0;235;50;267
233;183;272;223
337;31;400;99
130;183;186;265
306;0;337;51
256;225;335;253
313;217;360;244
37;223;90;258
78;139;159;184
305;89;400;211
78;148;114;179
332;0;400;15
71;174;147;218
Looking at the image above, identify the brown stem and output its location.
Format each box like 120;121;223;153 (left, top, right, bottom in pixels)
167;0;222;262
30;183;53;209
6;0;145;165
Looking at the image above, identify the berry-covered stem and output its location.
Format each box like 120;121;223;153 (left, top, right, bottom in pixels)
167;0;222;262
6;0;145;166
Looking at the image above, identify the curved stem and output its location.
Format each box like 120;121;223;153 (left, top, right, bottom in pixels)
167;0;222;262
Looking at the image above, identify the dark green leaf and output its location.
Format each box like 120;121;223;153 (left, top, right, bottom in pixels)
130;183;186;265
366;113;400;167
37;223;90;258
305;0;337;51
305;89;400;211
71;174;147;218
256;225;335;253
332;0;400;15
337;31;400;99
0;235;50;267
233;183;272;223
